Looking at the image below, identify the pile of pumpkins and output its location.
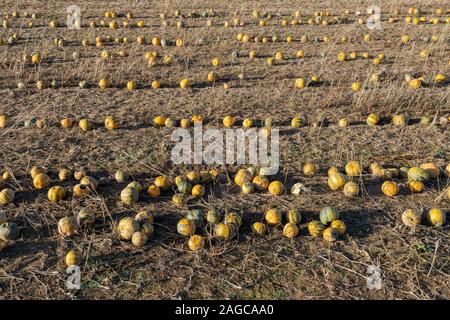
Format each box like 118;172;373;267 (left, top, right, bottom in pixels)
177;209;241;251
234;167;285;196
0;211;20;252
116;210;155;247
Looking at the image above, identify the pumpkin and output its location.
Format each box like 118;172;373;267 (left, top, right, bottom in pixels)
172;193;187;205
407;181;424;193
180;78;190;89
214;223;232;241
116;217;140;240
345;161;361;176
185;171;200;185
283;223;299;239
165;118;175;128
133;210;153;225
409;79;421;89
47;186;66;203
120;187;139;205
154;176;171;191
199;170;212;183
0;189;15;205
140;223;154;237
241;182;254;194
295;78;305;89
131;231;147;247
251;175;269;191
188;235;205;251
323;227;339;242
343;181;359;197
127;181;143;193
191;184;204;198
303;163;317;176
177;218;196;237
145;184;160;197
73;184;90;197
73;168;85;180
407;167;428;182
327;172;346;190
435;74;446;83
176;180;191;194
187;210;204;227
0;222;19;241
58;217;78;237
60;118;72;128
206;209;222;225
252;222;267;235
330;220;347;236
265;208;281;225
104;116;118;130
268;181;285;196
338;118;349;127
419;163;440;179
242;118;253;128
327;167;339;176
79;119;91;132
381;181;399;197
65;250;80;267
79;176;97;191
223;115;235;128
370;163;385;178
33;173;50;189
58;168;71;181
401;209;421;227
77;208;95;226
427;208;446;227
234;169;252;186
445;163;450;176
319;206;340;225
180;118;191;128
392;114;407;126
30;166;45;179
351;81;362;91
366;113;379;126
114;170;128;182
224;212;242;226
286;209;302;224
307;221;326;237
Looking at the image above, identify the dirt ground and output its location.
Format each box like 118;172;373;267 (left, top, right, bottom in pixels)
0;0;449;299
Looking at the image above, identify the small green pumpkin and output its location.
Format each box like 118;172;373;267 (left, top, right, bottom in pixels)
206;209;222;225
0;222;20;241
319;206;340;225
186;209;204;227
177;181;192;194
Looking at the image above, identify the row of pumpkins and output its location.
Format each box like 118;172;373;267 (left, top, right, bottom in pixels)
1;158;450;207
1;113;449;132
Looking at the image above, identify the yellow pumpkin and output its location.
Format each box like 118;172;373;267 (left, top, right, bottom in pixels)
48;186;66;203
252;175;269;191
80;176;98;190
338;118;349;127
343;181;359;197
172;193;187;205
323;227;338;242
283;223;299;239
370;163;385;178
120;186;139;205
30;166;45;179
303;163;317;176
401;209;421;227
268;181;285;196
295;78;305;89
77;208;95;226
327;167;340;176
98;78;110;89
446;163;450;176
191;184;204;197
65;250;81;266
286;209;301;224
251;222;267;235
327;172;346;190
0;188;15;205
60;118;72;128
409;79;421;89
114;170;127;182
381;181;399;197
104;116;118;130
131;231;147;247
265;208;282;225
307;221;326;237
241;182;254;194
345;161;361;176
151;80;160;89
58;217;78;237
147;184;161;197
153;116;166;127
351;81;362;91
135;210;154;224
180;78;190;89
427;208;446;227
117;217;140;240
419;163;440;179
214;222;232;241
180;118;191;128
33;173;50;189
154;176;171;191
58;168;71;181
188;235;205;251
234;169;253;186
73;184;90;197
407;167;429;182
177;218;196;237
73;168;85;180
223;115;235;128
79;119;91;132
330;220;347;236
366;113;379;126
224;212;242;226
407;181;424;193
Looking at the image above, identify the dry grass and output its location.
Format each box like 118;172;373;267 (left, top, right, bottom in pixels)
0;0;449;299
